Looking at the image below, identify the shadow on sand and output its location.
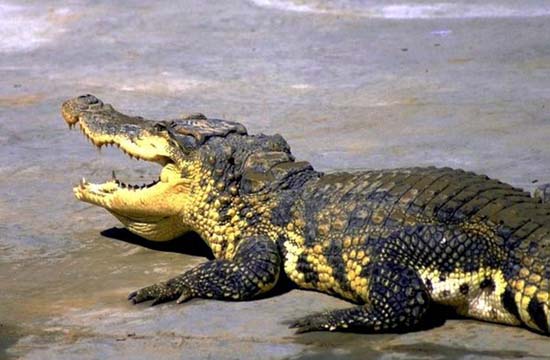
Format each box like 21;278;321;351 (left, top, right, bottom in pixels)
101;227;215;259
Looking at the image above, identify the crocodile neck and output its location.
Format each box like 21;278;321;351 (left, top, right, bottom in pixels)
184;134;321;259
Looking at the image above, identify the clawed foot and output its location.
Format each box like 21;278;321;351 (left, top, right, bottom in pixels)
128;280;194;306
288;312;338;333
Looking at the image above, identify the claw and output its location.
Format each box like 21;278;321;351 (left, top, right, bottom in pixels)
293;327;312;334
128;291;137;300
290;323;318;334
127;287;155;304
128;278;194;306
288;313;331;334
176;291;192;304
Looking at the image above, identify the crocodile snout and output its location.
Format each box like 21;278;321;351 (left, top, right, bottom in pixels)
61;94;104;126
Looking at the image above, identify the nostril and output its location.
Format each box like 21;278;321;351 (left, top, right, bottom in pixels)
77;94;100;105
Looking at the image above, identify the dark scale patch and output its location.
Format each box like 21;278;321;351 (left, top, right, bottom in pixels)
340;184;365;202
367;190;393;204
327;241;354;294
270;191;297;227
503;263;521;282
382;215;403;229
302;191;333;247
439;274;447;282
463;257;480;273
243;210;263;227
480;278;496;292
425;279;433;292
528;241;539;256
459;283;469;295
359;261;376;279
501;288;521;321
436;204;462;223
304;221;318;247
276;234;289;259
434;178;490;223
296;254;319;284
438;261;458;274
528;297;549;333
347;206;372;230
496;225;514;244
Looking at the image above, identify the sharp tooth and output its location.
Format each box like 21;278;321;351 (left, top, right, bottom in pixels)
80;177;87;187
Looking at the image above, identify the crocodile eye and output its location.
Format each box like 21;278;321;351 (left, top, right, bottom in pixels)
171;134;198;152
154;121;198;152
153;122;168;132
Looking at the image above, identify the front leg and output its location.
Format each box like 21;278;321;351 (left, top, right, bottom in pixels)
129;235;281;305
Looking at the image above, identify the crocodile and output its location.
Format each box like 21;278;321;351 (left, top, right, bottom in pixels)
62;94;550;334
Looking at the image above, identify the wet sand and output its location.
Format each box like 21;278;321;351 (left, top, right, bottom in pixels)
1;0;550;358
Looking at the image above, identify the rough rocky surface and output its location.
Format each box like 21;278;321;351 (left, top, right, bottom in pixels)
1;0;550;358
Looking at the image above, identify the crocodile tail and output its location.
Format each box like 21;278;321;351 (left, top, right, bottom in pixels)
505;253;550;334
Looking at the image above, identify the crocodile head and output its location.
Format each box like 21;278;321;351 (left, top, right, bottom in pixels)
61;94;248;241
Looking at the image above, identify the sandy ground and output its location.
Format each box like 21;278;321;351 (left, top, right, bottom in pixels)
1;0;550;358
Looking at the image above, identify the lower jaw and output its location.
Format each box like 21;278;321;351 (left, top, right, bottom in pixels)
74;186;152;210
111;212;189;242
74;186;188;241
74;188;110;207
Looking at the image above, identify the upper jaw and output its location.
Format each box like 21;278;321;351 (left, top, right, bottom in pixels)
62;94;174;165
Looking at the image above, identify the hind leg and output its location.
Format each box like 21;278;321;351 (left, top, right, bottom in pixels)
290;262;430;333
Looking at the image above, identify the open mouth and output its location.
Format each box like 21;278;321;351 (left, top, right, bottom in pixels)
76;163;164;198
68;114;175;201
